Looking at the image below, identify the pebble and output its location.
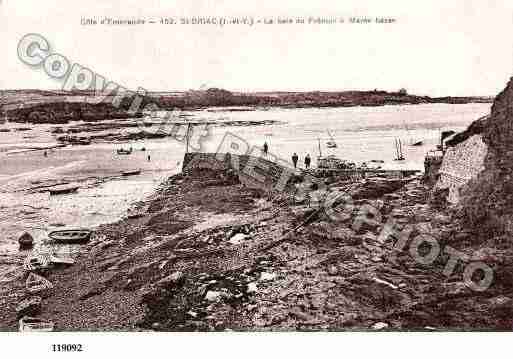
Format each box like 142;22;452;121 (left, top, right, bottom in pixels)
371;322;389;330
187;310;198;318
229;233;248;244
156;271;183;287
327;265;338;276
247;282;258;293
259;272;276;281
205;290;223;302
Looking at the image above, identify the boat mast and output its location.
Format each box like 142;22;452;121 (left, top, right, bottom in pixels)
328;130;334;141
439;127;443;151
185;123;191;154
318;137;322;158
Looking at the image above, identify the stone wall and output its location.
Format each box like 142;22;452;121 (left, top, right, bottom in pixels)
436;134;488;203
182;152;296;192
459;77;513;236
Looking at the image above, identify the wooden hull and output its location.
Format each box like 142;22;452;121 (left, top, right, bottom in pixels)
117;150;132;155
18;239;33;248
122;170;141;176
49;186;79;195
49;229;92;243
19;317;54;332
26;273;54;296
24;255;51;272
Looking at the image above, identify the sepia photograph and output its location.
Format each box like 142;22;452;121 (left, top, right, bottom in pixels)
1;0;513;357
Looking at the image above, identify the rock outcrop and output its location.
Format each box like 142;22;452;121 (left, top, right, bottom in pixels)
460;77;513;237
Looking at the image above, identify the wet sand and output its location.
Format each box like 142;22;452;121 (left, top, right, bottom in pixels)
0;103;489;285
1;165;510;331
0;140;183;284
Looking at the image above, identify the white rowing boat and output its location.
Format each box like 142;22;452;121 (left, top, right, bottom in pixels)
23;255;51;272
19;317;54;332
49;229;92;243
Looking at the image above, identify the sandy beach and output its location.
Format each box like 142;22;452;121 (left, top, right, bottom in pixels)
0;104;489;284
0;102;496;331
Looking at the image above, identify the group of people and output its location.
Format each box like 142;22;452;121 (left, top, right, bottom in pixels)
292;152;311;169
262;141;311;169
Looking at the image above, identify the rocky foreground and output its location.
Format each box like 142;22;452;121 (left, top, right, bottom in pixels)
1;165;512;331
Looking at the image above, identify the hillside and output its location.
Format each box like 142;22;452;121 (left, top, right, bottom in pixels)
0;88;493;124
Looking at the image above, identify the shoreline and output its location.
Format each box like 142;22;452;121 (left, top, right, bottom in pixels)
0;162;177;285
2;154;511;331
1;89;492;125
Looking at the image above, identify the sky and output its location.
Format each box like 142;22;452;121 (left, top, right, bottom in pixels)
1;0;513;96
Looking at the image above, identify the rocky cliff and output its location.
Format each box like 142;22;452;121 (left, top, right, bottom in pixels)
461;77;513;237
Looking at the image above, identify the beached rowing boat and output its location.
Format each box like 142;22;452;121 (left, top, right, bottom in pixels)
18;232;34;249
48;185;79;195
19;317;54;332
122;169;141;176
23;255;51;272
49;255;75;266
48;229;92;243
117;148;132;155
26;272;53;296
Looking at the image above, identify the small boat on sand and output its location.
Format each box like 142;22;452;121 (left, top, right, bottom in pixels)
19;317;54;332
48;185;79;195
326;130;338;148
49;255;75;266
122;169;141;176
18;232;34;249
117;148;133;155
49;229;92;243
26;272;53;296
24;255;51;272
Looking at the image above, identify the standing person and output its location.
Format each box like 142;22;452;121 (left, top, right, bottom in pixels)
292;152;298;168
305;154;311;169
263;141;268;156
147;154;151;162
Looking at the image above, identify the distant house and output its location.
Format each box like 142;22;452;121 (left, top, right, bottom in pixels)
398;88;408;96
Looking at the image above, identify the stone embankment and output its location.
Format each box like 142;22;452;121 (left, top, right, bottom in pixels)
457;78;513;238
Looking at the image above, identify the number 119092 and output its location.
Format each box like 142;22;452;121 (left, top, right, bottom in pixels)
52;344;83;352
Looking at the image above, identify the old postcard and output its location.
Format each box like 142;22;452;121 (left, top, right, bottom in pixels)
0;0;511;357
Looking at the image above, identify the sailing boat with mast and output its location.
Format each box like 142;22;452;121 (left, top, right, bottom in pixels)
326;130;337;148
404;120;423;146
394;138;405;161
